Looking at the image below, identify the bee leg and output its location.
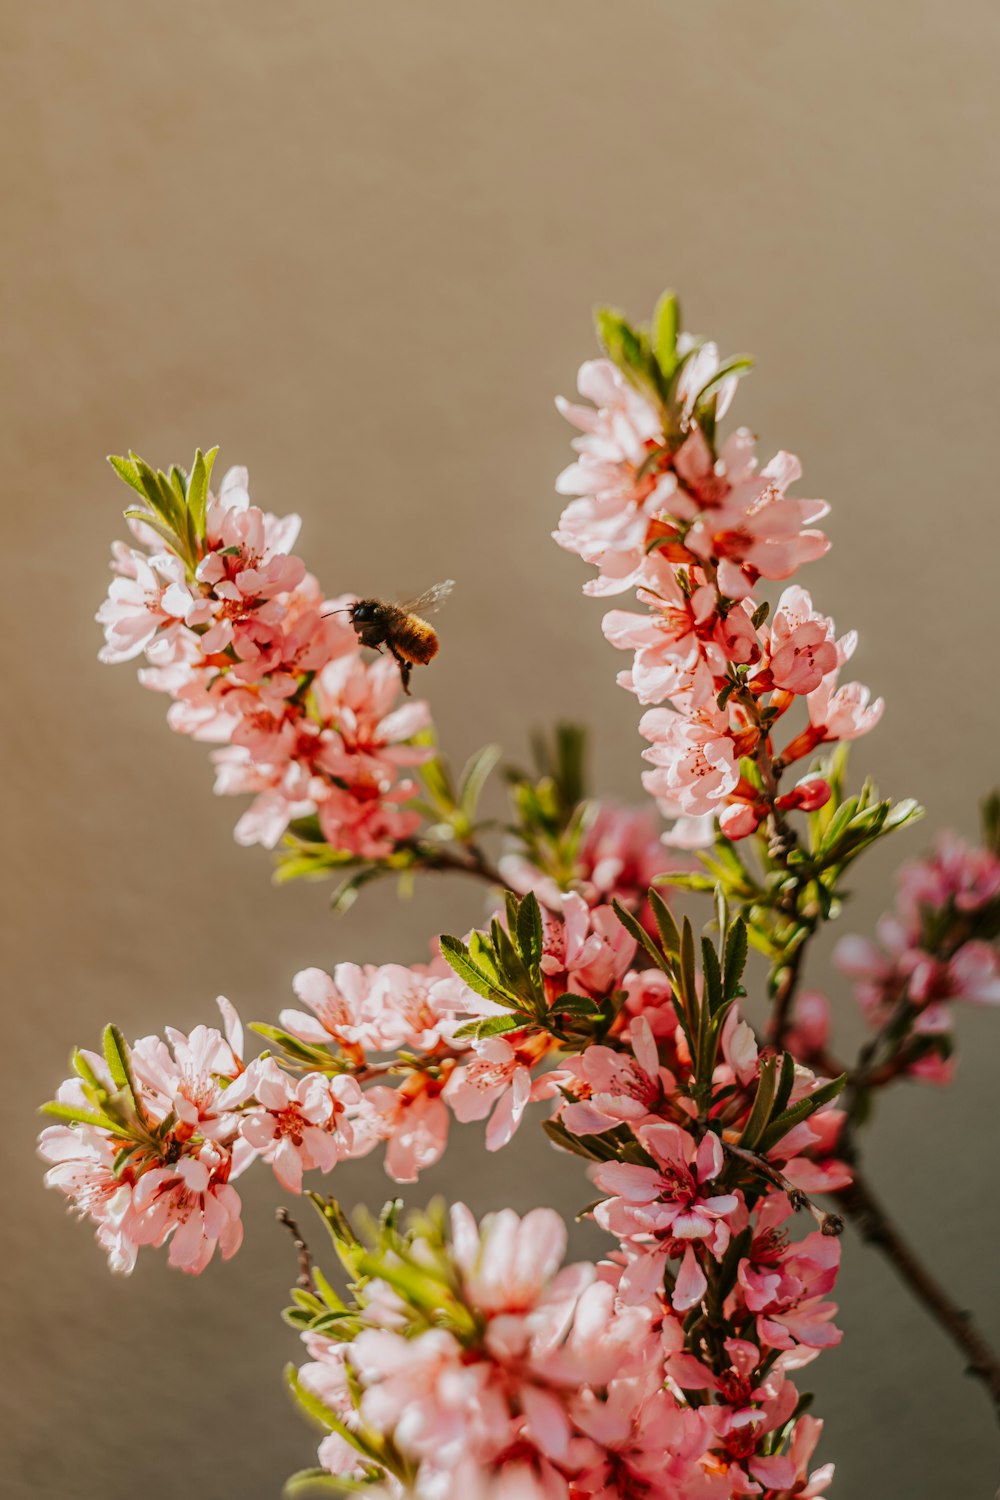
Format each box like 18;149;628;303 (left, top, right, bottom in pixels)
388;645;412;695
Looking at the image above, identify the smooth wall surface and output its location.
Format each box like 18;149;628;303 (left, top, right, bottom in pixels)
3;3;999;1495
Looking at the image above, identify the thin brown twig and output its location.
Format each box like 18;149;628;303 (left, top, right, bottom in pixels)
413;843;506;888
722;1139;844;1236
832;1166;1000;1426
277;1208;314;1292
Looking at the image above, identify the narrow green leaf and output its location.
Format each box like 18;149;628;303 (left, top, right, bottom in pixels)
723;919;748;999
71;1048;103;1093
285;1366;373;1458
691;354;754;413
102;1024;144;1120
652;289;680;380
551;993;603;1016
452;1014;524;1041
758;1074;847;1154
457;743;501;820
772;1050;797;1119
679;917;697;1010
186;445;219;538
284;1469;375;1496
107;454;147;497
738;1055;777;1150
649;889;681;957
542;1118;608;1160
701;937;723;1015
123;506;183;554
516;890;544;976
39;1101;133;1136
438;935;517;1007
612;899;672;977
249;1023;335;1066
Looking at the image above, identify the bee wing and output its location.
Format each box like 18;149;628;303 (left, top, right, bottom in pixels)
399;579;455;616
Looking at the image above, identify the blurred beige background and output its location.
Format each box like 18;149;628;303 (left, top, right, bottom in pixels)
3;1;999;1495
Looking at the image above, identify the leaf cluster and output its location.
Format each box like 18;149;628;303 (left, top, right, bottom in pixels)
613;889;748;1106
595;290;753;452
108;446;218;570
439;890;621;1048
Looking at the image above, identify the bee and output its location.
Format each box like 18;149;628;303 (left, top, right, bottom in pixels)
343;580;455;694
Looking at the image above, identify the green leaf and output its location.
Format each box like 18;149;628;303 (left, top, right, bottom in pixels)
452;1014;524;1041
772;1050;797;1119
758;1074;846;1154
71;1048;103;1093
739;1055;777;1150
516;890;544;976
130;453;186;534
284;1469;375;1496
723;919;748;999
39;1101;133;1136
107;453;147;498
102;1024;144;1120
652;290;680;380
186;445;219;538
690;354;754;414
249;1023;336;1066
679;917;697;1009
551;993;603;1016
701;936;723;1016
649;889;681;957
612;899;673;977
123;506;183;554
285;1366;374;1458
457;743;501;821
438;935;517;1007
542;1117;609;1160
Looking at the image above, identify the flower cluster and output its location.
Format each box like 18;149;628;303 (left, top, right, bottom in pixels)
97;453;430;854
554;302;883;845
288;1199;835;1500
39;1005;250;1274
40;886;655;1272
834;826;1000;1085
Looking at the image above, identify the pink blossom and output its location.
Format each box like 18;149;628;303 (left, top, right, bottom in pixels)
767;589;839;695
684;446;830;595
738;1224;842;1351
640;704;739;818
591;1123;739;1305
897;831;1000;920
279;962;379;1050
556;1016;662;1135
130;1009;243;1143
96;547;178;664
443;1035;556;1150
769;1415;835;1497
38;1124;141;1274
807;671;884;742
350;1327;508;1468
540;893;637;1000
357;1083;451;1183
220;1059;360;1192
315;654;433;781
449;1203;569;1316
602;558;718;707
553;359;668;585
130;1148;243;1274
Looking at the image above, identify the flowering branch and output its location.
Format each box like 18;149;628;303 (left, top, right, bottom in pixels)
36;284;1000;1494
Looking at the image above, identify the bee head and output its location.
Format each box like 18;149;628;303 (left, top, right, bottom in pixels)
350;601;379;623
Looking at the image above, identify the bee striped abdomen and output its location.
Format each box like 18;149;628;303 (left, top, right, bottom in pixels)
395;614;439;664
